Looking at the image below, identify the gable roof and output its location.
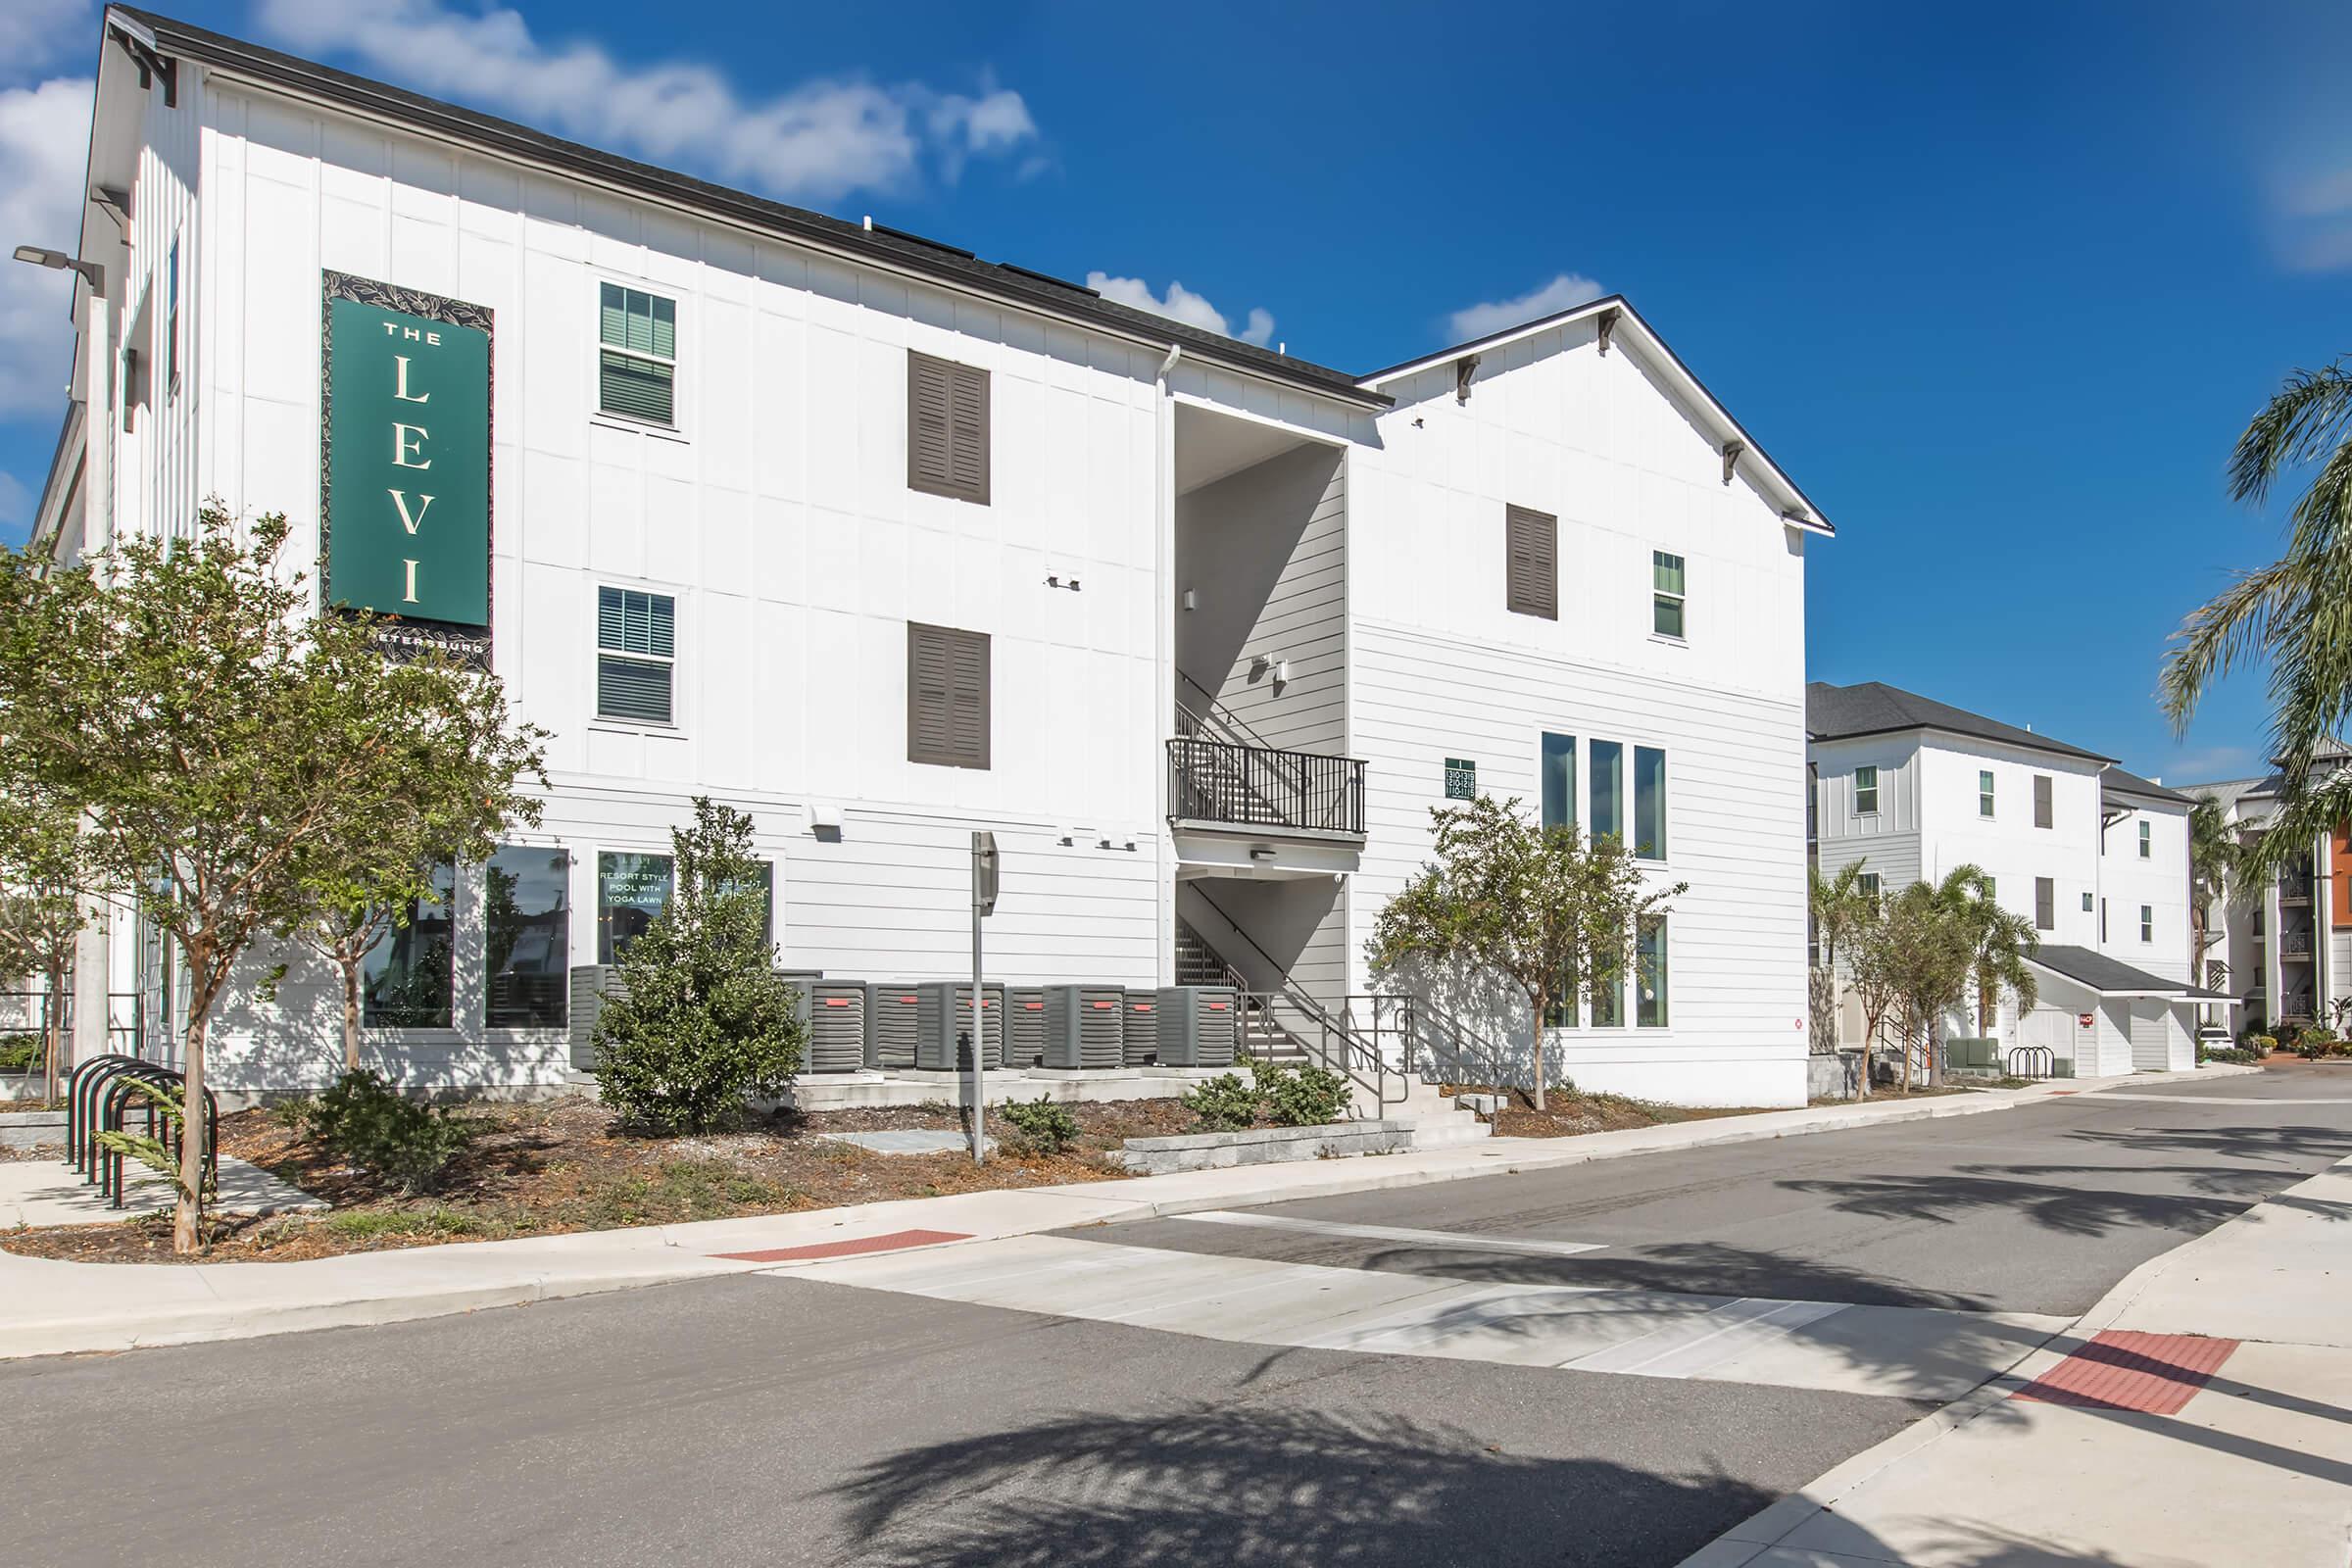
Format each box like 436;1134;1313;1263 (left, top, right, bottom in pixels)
1807;681;2112;765
2100;766;2191;809
1357;294;1835;537
2025;945;2229;1001
109;9;1390;412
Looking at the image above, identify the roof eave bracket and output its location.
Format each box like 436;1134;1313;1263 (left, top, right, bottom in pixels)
1595;306;1620;357
110;21;179;108
1720;440;1744;487
1455;354;1481;404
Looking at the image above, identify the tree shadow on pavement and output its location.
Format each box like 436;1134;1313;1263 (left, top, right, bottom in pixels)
1773;1171;2249;1238
1338;1237;1991;1309
2057;1121;2352;1168
829;1403;1778;1568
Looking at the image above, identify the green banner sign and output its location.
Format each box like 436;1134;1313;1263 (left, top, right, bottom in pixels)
321;275;493;646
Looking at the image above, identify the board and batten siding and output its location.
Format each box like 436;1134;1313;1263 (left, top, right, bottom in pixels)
1347;619;1808;1106
1173;441;1348;757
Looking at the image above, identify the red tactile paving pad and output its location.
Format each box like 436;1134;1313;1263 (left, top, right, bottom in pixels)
2011;1331;2238;1415
711;1228;971;1264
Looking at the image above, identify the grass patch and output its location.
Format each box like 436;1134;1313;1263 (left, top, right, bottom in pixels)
565;1159;802;1230
322;1205;486;1240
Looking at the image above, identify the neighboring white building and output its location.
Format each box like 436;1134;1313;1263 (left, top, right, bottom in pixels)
1808;682;2218;1075
28;8;1833;1108
2180;757;2350;1038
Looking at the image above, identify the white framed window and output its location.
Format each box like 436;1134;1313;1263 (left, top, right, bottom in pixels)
598;282;678;425
1854;764;1880;815
1637;915;1669;1028
2139;820;2151;859
597;586;676;725
2140;905;2154;943
1979;769;1994;817
1651;551;1686;639
1858;872;1882;900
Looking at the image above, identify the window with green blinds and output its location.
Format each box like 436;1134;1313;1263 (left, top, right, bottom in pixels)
1652;551;1685;639
599;283;676;424
597;586;675;724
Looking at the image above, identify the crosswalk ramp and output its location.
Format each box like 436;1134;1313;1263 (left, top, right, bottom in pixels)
769;1230;2065;1400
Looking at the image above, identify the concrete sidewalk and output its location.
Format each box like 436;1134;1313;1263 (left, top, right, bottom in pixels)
0;1066;2245;1361
1680;1144;2352;1566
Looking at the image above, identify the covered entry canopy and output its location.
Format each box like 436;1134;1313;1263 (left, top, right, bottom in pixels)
2019;946;2234;1077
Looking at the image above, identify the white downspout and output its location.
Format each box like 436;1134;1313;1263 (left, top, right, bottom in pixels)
1154;344;1181;987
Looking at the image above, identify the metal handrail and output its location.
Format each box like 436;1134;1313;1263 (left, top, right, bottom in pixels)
1167;735;1366;835
1186;889;1401;1115
1348;992;1522;1092
1176;668;1289;757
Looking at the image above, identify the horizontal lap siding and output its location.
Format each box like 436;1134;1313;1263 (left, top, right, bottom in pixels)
1349;619;1806;1105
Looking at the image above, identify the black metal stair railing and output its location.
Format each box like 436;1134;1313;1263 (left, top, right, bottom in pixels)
1166;736;1364;834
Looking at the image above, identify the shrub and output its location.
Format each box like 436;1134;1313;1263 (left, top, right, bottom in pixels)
0;1033;38;1073
310;1069;475;1196
1001;1096;1081;1155
267;1094;318;1133
1183;1072;1260;1132
593;799;806;1134
2251;1034;2278;1054
1251;1056;1353;1128
2200;1046;2261;1065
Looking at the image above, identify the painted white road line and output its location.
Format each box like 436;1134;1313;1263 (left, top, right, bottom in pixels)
2082;1093;2352;1105
1172;1209;1608;1258
783;1234;2065;1399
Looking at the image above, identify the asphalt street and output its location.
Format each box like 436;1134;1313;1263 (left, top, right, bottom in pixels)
7;1070;2349;1568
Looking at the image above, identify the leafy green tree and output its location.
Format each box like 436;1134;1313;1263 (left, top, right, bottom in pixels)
0;796;86;1100
2163;358;2352;858
1365;794;1684;1111
0;507;541;1251
2188;793;2239;995
593;797;805;1133
1873;881;1977;1092
1807;860;1875;1054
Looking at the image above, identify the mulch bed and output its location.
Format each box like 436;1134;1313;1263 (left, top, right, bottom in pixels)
0;1095;1200;1265
1443;1085;1780;1140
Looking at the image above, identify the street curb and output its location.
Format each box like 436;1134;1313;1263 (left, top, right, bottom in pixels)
1669;1119;2344;1568
0;1066;2254;1361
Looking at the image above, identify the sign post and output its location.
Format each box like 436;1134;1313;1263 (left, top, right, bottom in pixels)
970;831;999;1165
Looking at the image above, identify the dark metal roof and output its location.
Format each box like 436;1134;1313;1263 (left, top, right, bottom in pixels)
114;9;1389;410
1806;681;2112;764
2026;945;2228;1000
2100;766;2191;808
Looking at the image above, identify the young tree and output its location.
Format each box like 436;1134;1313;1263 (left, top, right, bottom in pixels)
1881;878;1981;1089
2187;794;2238;997
1364;795;1685;1111
284;657;546;1075
1843;899;1906;1094
0;796;86;1101
592;797;806;1134
0;507;543;1251
1937;866;2039;1064
1807;860;1874;1054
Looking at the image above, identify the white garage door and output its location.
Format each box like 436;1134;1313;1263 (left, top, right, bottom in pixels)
2130;1001;2170;1072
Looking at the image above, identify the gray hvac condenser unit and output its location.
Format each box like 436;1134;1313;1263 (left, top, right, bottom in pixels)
1122;990;1159;1066
1004;986;1048;1068
1041;985;1125;1069
866;983;924;1070
1155;986;1239;1067
792;978;871;1074
914;981;1008;1071
567;965;626;1070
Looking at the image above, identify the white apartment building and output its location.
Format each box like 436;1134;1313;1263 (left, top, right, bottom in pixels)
27;8;1832;1108
2184;756;2351;1037
1808;682;2217;1075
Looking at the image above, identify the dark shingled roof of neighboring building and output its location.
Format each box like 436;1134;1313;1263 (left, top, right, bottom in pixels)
1806;681;2112;764
2026;945;2230;1001
2100;766;2192;808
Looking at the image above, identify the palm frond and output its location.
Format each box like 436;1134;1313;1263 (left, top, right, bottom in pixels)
2229;362;2352;507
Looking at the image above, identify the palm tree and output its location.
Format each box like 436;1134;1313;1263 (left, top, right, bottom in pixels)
1933;865;2039;1084
1806;860;1875;1054
2164;360;2352;856
2187;793;2238;994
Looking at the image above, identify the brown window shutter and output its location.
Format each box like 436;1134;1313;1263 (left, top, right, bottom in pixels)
907;621;991;768
1505;504;1557;619
908;350;990;504
2033;774;2053;828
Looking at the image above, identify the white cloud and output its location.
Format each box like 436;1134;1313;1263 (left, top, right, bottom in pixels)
0;0;90;71
1446;272;1605;341
0;77;95;421
2271;167;2352;272
1085;272;1276;347
253;0;1039;203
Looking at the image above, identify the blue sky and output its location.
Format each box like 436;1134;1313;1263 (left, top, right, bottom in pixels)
4;0;2350;786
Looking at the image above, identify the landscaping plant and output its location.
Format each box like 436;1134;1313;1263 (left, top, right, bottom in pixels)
309;1069;476;1196
592;798;806;1133
1182;1071;1261;1132
1251;1055;1353;1127
1000;1096;1082;1155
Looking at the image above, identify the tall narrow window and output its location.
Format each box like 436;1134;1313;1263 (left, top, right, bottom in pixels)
598;852;674;964
1590;740;1624;843
1590;950;1624;1028
361;862;456;1028
166;238;181;393
597;587;676;724
1854;764;1880;815
1637;916;1669;1028
1979;770;1995;817
1859;872;1882;900
1540;733;1577;831
1504;504;1557;619
599;283;677;424
1651;552;1686;638
2035;876;2055;932
1633;746;1667;858
484;845;569;1029
2140;905;2154;943
2138;820;2151;859
907;350;991;504
2033;774;2053;828
907;622;992;768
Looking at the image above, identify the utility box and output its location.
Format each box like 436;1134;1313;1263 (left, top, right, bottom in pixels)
1155;986;1239;1068
866;983;924;1070
792;978;869;1074
567;965;624;1070
1122;990;1159;1066
1042;985;1125;1069
915;981;1008;1071
1004;986;1048;1068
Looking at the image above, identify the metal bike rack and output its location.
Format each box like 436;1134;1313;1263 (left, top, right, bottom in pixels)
2006;1045;2056;1081
66;1054;218;1208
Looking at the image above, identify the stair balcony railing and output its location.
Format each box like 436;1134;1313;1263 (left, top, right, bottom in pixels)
1170;673;1365;837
